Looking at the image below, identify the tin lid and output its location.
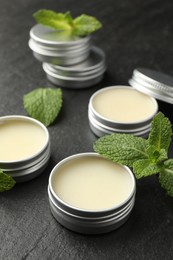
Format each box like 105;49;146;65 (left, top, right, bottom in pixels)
43;46;106;78
129;68;173;104
50;46;106;74
30;24;90;48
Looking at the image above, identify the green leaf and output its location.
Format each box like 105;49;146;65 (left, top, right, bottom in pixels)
146;146;168;163
148;112;172;152
0;169;16;192
159;159;173;196
33;10;73;31
133;159;162;179
73;14;102;36
33;10;102;37
23;88;62;126
93;133;148;167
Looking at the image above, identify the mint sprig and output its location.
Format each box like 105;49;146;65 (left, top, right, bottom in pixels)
23;88;62;126
0;169;16;192
94;112;173;196
33;9;102;37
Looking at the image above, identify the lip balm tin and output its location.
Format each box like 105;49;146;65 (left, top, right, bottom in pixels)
29;24;91;65
88;86;158;137
48;153;136;234
129;68;173;103
0;115;50;182
42;46;106;88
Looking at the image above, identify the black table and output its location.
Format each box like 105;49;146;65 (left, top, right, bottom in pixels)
1;0;173;259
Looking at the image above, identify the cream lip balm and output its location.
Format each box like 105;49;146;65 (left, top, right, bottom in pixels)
88;86;158;137
91;86;158;123
0;115;50;182
51;155;134;210
48;153;136;234
0;117;47;162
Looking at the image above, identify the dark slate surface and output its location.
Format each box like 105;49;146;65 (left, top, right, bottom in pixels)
0;0;173;259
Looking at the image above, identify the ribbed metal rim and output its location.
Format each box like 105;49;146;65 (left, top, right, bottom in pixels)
30;24;91;47
89;86;158;127
129;68;173;104
49;153;136;217
0;115;49;165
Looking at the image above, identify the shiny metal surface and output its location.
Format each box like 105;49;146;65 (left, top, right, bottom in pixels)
48;153;136;234
88;86;158;136
48;46;106;75
43;64;105;88
0;115;50;182
30;24;91;47
29;39;90;65
129;68;173;104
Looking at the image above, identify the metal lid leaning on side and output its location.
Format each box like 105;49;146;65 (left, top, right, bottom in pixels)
129;68;173;104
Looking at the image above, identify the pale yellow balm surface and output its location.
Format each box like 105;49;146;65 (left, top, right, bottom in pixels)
0;119;47;161
92;87;157;123
52;156;134;210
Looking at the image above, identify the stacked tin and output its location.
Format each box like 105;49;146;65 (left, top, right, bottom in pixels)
29;24;106;88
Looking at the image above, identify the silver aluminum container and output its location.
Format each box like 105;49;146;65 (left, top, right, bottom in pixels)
43;63;105;89
46;46;106;77
0;115;50;182
42;46;106;89
48;153;136;234
129;68;173;104
89;111;151;138
29;24;91;65
30;24;91;48
29;39;90;66
88;86;158;137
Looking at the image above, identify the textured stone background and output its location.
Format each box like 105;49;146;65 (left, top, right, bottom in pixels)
0;0;173;259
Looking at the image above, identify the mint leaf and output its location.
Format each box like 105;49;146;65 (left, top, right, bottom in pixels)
133;159;162;179
0;169;16;192
159;159;173;196
33;10;73;31
148;112;172;152
93;133;148;167
73;14;102;36
33;10;102;37
23;88;62;126
146;146;168;163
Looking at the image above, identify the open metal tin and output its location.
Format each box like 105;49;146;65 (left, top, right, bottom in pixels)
88;86;158;137
48;153;136;234
0;115;50;182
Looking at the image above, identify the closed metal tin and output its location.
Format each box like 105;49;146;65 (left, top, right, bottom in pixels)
48;153;136;234
29;24;91;65
29;38;90;66
30;24;91;48
88;86;158;137
0;115;50;182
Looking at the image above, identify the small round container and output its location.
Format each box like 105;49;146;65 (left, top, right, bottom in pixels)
129;68;173;104
0;115;50;182
43;46;106;89
48;153;136;234
88;86;158;137
29;24;91;65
